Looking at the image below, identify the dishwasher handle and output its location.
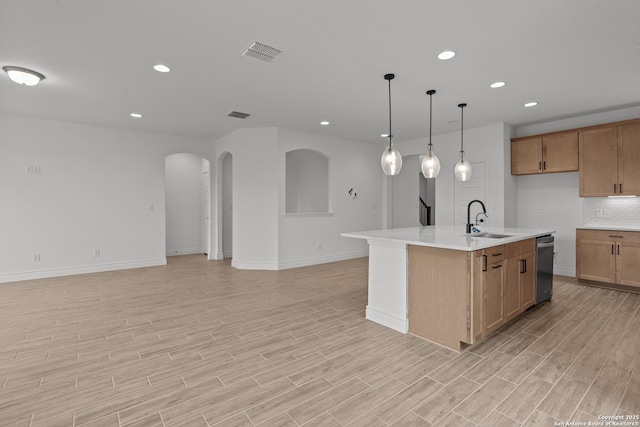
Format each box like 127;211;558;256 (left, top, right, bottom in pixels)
537;242;555;248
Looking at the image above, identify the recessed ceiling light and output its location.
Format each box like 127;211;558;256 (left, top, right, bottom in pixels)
320;121;330;126
153;64;171;73
437;50;456;60
490;81;506;88
524;102;538;108
2;65;45;86
130;113;143;118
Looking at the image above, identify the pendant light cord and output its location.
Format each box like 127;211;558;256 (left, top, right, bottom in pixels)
428;92;433;151
388;77;392;149
459;103;466;158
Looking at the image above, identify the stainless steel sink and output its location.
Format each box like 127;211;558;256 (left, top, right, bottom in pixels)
464;232;512;239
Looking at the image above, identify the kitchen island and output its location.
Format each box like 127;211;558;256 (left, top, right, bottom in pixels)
342;226;555;351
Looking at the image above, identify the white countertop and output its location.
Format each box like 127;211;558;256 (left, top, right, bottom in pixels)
577;224;640;232
341;226;555;251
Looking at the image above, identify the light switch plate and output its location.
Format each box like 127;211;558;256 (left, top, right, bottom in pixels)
596;209;603;218
604;209;612;219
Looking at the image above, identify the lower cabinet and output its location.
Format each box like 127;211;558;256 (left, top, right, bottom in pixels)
505;242;536;323
475;238;536;339
577;229;640;288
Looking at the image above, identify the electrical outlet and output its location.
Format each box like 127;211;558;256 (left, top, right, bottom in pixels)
94;249;100;257
318;243;322;251
604;209;612;219
33;165;41;174
33;253;40;262
596;209;603;218
538;208;543;216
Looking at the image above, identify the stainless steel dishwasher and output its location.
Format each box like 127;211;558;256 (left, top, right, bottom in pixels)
536;235;554;304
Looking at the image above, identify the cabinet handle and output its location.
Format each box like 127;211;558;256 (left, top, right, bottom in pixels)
520;259;525;274
538;161;542;171
609;235;624;238
492;252;503;257
612;244;614;255
483;254;487;272
620;183;623;193
614;183;617;193
618;244;620;255
524;258;527;273
543;160;546;170
492;264;502;269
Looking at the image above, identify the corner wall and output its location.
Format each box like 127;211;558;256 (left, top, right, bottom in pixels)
0;113;211;282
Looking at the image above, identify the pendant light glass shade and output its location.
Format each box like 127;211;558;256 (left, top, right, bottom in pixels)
454;103;472;182
381;73;402;175
381;145;403;175
421;90;440;178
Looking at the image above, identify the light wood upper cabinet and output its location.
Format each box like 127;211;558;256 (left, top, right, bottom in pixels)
579;126;618;196
579;121;640;196
511;137;543;175
618;122;640;196
511;132;578;175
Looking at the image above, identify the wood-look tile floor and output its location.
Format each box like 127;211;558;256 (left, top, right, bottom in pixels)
1;255;639;427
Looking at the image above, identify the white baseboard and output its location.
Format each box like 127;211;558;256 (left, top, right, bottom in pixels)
223;251;233;258
231;259;279;270
165;247;202;256
211;252;225;260
366;306;409;334
277;251;368;270
0;258;167;284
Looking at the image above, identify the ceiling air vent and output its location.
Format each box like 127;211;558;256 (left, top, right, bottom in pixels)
227;111;251;119
241;40;283;63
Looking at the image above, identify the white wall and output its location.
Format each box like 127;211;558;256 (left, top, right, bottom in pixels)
277;128;382;268
0;113;211;282
165;153;203;256
285;149;329;214
211;128;280;269
396;122;513;229
391;155;421;228
221;153;233;258
514;105;640;277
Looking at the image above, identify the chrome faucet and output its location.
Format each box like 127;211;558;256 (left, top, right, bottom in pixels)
467;200;487;234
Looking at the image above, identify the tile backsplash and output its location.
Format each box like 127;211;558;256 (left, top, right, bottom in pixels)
583;197;640;226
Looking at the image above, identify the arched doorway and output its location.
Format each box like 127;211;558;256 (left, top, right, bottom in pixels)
165;153;211;257
216;152;233;259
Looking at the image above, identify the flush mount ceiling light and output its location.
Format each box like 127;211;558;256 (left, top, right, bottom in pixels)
437;50;456;60
320;121;330;126
490;81;506;88
380;73;402;176
421;90;441;178
153;64;171;73
454;103;472;182
524;101;538;107
130;113;143;118
2;66;45;86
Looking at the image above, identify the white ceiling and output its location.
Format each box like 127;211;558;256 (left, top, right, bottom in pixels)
2;0;640;144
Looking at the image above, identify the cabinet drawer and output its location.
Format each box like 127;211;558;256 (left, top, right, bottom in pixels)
577;229;640;243
485;245;506;263
506;238;535;258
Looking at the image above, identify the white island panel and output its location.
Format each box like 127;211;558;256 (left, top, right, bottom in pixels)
365;239;409;333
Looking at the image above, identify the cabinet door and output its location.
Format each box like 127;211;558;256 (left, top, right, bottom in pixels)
520;252;536;309
483;262;505;336
616;241;640;288
543;132;578;173
579;127;618;197
511;138;542;175
576;239;616;283
618;122;640;196
504;257;521;322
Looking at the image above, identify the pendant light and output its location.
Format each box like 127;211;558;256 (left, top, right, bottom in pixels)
454;103;472;181
421;89;440;178
381;73;402;175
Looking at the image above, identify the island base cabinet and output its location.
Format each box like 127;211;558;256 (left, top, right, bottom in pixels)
408;246;470;351
483;262;505;336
